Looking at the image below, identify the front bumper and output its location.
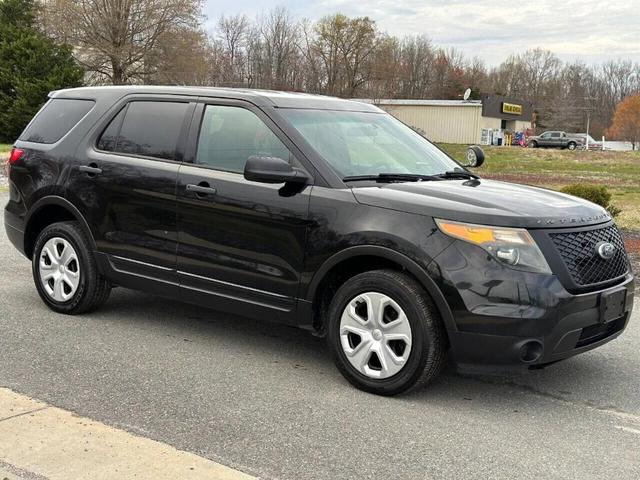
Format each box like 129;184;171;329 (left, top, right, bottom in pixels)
431;240;635;369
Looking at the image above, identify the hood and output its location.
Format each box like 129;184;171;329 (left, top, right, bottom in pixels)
352;178;611;229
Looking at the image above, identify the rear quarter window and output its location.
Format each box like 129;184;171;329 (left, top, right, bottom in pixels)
19;98;95;144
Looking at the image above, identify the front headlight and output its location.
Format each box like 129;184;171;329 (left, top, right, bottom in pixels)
435;219;551;274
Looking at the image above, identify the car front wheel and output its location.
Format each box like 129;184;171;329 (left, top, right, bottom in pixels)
327;269;447;396
32;221;111;314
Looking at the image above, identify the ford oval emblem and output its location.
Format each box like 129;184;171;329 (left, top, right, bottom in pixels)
596;241;615;260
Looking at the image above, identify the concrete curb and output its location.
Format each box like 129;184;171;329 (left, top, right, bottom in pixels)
0;388;256;480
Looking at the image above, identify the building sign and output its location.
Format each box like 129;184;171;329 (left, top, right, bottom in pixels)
502;102;523;115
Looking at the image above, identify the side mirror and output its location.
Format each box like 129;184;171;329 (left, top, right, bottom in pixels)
464;145;485;168
244;155;309;184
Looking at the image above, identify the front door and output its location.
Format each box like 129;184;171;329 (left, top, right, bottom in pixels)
539;132;552;147
176;101;312;322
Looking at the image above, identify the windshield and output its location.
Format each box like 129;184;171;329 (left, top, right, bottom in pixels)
279;109;462;179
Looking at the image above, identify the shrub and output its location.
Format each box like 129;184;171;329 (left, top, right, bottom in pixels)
560;184;622;217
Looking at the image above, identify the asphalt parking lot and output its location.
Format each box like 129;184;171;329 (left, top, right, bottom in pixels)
0;192;639;479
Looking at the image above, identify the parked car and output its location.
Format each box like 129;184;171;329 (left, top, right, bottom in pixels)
574;134;605;150
4;87;634;395
527;131;584;150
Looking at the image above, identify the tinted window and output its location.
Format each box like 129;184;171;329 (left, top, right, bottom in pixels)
97;107;126;152
196;105;290;172
551;132;561;138
107;101;189;160
20;99;94;144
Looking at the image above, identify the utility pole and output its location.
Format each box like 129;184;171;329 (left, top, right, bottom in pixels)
585;109;591;150
583;95;597;151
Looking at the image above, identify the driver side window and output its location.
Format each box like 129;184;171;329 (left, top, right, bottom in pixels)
196;105;292;173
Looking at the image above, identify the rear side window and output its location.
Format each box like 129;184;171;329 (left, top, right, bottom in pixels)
20;98;94;144
98;101;189;160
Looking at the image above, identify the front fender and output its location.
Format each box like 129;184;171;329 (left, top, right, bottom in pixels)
305;245;457;333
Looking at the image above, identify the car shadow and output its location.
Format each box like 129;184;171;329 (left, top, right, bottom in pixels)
93;287;637;414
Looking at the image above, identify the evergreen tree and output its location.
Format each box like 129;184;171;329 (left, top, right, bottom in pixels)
0;0;84;143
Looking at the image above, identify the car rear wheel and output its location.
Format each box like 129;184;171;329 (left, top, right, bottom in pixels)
529;140;538;148
567;142;577;150
326;269;447;396
33;221;111;314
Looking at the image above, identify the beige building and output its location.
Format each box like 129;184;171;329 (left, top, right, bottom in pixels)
357;96;533;145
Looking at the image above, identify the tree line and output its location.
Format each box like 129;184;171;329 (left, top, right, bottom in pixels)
2;0;640;142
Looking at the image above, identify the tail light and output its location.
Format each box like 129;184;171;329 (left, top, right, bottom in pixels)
8;147;24;164
5;147;24;176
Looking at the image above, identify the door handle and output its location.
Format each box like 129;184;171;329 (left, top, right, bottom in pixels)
186;183;217;196
79;164;102;176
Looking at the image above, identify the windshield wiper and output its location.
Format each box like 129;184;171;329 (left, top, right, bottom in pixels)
342;173;441;183
433;170;480;180
342;171;479;183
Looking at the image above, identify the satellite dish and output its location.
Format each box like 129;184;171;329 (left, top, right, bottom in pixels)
463;88;471;101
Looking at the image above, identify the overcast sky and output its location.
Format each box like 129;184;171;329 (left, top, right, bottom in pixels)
203;0;640;66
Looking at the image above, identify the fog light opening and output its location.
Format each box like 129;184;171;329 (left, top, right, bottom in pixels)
519;340;543;363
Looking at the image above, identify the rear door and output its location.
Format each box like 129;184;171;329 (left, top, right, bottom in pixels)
175;100;313;322
68;96;195;282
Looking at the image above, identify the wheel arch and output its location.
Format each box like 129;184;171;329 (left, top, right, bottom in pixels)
24;196;97;260
305;246;456;334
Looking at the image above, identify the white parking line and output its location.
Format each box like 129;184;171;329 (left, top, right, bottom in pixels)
0;388;256;480
615;425;640;436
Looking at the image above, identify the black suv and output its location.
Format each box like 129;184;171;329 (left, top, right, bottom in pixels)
4;87;635;395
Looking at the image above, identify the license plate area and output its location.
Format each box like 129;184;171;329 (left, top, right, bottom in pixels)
599;288;627;323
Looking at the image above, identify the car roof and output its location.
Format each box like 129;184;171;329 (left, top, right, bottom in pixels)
49;86;383;112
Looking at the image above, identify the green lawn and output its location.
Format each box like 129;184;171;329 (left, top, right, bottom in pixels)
439;144;640;231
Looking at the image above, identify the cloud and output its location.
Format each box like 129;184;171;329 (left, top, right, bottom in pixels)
203;0;640;65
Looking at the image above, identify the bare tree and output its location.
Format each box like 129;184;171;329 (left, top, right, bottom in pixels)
216;14;248;86
43;0;202;84
38;1;640;130
256;7;299;90
397;36;435;98
149;28;215;85
312;13;377;96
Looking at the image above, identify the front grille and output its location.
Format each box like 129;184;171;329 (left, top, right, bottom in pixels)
550;224;628;287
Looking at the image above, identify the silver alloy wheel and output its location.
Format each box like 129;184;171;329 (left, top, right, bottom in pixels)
339;292;413;379
466;148;477;165
38;237;80;302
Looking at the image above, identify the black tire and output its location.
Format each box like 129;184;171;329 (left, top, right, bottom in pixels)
529;140;538;148
567;142;577;151
326;269;447;396
466;145;485;167
32;221;111;314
